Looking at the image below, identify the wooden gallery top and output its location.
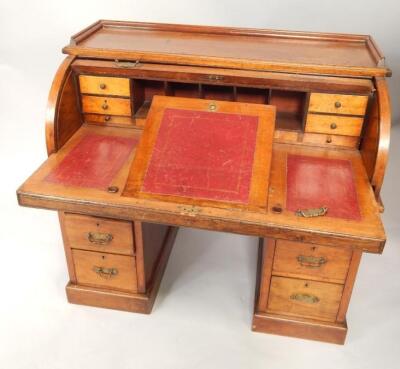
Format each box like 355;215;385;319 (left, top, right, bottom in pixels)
17;20;392;344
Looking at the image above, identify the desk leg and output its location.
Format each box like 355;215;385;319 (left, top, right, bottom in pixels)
60;212;178;314
252;238;361;344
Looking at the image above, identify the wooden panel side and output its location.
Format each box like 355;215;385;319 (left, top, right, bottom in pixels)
142;223;170;285
45;56;78;155
56;70;82;150
257;238;276;311
371;79;391;199
58;212;77;283
336;249;362;322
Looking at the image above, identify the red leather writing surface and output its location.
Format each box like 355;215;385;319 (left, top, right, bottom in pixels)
142;108;258;203
286;155;361;220
46;134;137;189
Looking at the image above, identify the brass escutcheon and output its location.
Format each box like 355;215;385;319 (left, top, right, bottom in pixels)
208;102;217;111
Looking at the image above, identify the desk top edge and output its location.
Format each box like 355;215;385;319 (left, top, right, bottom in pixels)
63;20;391;78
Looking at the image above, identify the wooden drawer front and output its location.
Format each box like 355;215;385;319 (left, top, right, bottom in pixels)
64;213;134;255
267;276;343;322
305;114;364;136
79;75;130;97
84;113;135;127
302;132;359;148
72;249;137;292
273;240;352;283
81;95;131;116
309;93;368;116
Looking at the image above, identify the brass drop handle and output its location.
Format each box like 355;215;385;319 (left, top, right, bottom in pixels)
104;115;111;122
87;232;113;245
99;83;106;90
295;206;328;217
102;102;109;110
330;123;337;129
297;255;327;268
334;101;342;108
326;136;332;143
290;293;320;304
93;266;118;279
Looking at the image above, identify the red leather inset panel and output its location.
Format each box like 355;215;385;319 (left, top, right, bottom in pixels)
46;134;137;189
142;108;259;203
286;154;361;220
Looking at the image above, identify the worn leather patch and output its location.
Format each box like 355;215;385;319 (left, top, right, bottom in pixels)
46;134;137;189
286;154;361;220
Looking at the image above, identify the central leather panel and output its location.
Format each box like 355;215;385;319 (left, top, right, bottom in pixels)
142;108;259;203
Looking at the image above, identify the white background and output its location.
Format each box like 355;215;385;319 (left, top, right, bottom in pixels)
1;1;399;368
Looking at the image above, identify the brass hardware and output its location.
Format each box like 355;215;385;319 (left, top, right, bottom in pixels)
295;206;328;217
206;75;224;81
107;186;119;193
87;232;113;245
290;293;320;304
101;102;109;110
104;115;111;122
93;266;118;279
208;102;217;111
330;123;337;129
177;205;201;216
297;255;327;268
114;59;140;68
99;83;106;90
334;101;342;108
326;136;332;143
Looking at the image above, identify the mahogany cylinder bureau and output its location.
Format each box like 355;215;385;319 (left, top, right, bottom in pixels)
17;20;392;344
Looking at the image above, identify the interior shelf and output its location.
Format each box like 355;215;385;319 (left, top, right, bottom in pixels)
132;79;306;132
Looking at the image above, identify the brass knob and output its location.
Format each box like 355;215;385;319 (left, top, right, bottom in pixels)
334;101;342;108
104;115;111;122
107;186;119;193
99;83;106;89
102;103;108;110
326;136;332;143
330;123;337;129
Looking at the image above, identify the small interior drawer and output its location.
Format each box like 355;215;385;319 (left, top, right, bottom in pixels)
83;113;135;127
305;114;364;136
308;93;368;116
79;75;130;97
302;132;359;148
267;276;343;322
63;213;134;255
72;249;137;292
273;240;352;283
81;95;132;116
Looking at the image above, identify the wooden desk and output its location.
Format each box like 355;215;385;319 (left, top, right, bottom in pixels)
17;20;391;344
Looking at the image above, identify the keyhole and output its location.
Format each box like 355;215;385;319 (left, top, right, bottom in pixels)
102;255;105;260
